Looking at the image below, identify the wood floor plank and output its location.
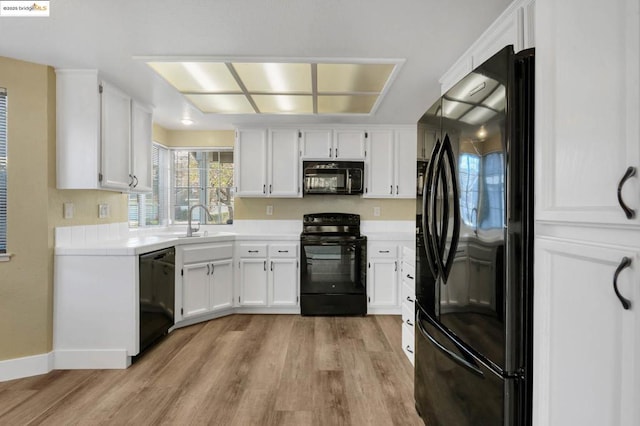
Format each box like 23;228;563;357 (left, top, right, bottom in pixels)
0;315;423;425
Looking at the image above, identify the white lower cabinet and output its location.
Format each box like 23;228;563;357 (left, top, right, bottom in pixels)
178;243;234;321
239;258;269;306
238;242;299;309
367;241;412;313
534;237;639;426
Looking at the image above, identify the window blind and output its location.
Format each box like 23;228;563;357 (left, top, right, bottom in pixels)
0;88;7;253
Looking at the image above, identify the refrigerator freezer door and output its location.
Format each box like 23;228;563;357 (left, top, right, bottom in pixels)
415;308;508;425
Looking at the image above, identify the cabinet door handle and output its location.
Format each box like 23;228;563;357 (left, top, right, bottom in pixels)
613;256;632;310
206;264;210;275
406;274;414;280
406;319;414;327
263;184;266;194
264;260;267;271
269;184;272;194
406;296;414;303
211;264;214;274
390;185;393;195
396;185;399;195
133;175;138;188
379;250;390;254
248;250;259;253
329;147;332;158
278;250;289;253
128;174;134;187
395;261;398;272
617;166;636;219
270;261;273;271
335;148;339;158
405;345;414;354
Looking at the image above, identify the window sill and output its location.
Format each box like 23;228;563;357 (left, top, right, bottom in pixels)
0;253;13;262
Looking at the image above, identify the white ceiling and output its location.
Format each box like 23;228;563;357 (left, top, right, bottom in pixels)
0;0;512;130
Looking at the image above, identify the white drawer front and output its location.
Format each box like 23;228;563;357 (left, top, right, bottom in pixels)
182;243;233;264
268;244;298;258
238;244;267;258
369;244;398;258
402;246;415;266
402;323;415;365
401;261;415;286
401;280;416;306
402;302;415;329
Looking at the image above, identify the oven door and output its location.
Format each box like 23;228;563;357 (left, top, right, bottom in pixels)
300;239;365;294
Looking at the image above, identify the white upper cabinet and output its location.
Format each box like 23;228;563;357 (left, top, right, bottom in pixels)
300;129;333;159
56;69;153;192
334;129;366;160
536;0;640;227
130;100;153;193
365;127;416;198
300;128;366;160
235;129;268;197
235;128;301;198
268;129;300;197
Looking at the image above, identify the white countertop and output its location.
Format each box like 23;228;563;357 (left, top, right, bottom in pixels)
54;220;415;256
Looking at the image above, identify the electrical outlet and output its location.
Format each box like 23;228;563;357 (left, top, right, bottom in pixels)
266;205;273;216
373;206;381;217
98;204;110;219
63;202;74;219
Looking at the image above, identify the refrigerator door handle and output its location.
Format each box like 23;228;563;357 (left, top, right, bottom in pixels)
416;310;484;377
422;139;442;278
439;134;461;281
430;138;452;281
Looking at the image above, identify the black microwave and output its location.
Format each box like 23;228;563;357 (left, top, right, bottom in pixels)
303;161;364;195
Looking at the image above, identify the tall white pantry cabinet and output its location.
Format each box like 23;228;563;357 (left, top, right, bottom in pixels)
533;0;640;425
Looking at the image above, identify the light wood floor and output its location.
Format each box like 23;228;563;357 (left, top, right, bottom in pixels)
0;315;424;425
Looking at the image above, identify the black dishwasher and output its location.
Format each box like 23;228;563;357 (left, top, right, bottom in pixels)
139;247;175;355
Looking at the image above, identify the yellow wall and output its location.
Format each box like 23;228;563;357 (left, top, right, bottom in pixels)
0;57;127;362
235;197;414;220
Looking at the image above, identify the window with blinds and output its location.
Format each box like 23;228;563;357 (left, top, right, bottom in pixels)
128;144;169;228
0;88;7;253
172;149;234;225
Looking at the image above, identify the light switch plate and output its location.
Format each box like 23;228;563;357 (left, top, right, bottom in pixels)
373;206;381;217
98;204;109;219
266;205;273;216
63;202;74;219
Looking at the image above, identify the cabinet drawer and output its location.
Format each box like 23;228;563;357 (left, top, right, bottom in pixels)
369;244;398;258
401;280;416;306
238;244;267;258
402;246;415;266
402;323;415;365
268;244;298;258
182;243;233;264
402;302;415;328
401;261;415;285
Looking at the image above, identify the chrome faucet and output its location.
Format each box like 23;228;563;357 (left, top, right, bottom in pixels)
187;204;213;237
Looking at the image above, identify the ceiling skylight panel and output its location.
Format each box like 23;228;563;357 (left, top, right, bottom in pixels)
148;62;241;93
317;64;394;93
233;63;312;93
317;95;378;114
185;94;255;113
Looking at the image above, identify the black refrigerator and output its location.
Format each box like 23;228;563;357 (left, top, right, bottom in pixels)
414;45;534;425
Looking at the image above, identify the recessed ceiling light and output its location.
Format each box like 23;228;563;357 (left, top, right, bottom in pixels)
181;118;194;125
142;58;405;115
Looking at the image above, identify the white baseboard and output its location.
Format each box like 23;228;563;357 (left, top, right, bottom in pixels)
53;349;131;370
367;308;402;315
0;352;54;382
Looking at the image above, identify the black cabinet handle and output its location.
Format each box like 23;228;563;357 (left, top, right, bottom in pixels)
396;185;399;195
406;296;414;303
263;184;266;194
269;184;272;194
390;185;393;194
248;250;259;253
617;166;636;219
395;261;398;271
613;256;632;310
336;148;339;158
206;264;210;275
406;319;413;327
263;260;266;271
278;250;289;253
405;346;413;354
379;250;390;253
133;175;138;188
406;274;414;280
329;147;332;157
211;264;214;274
270;261;273;271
